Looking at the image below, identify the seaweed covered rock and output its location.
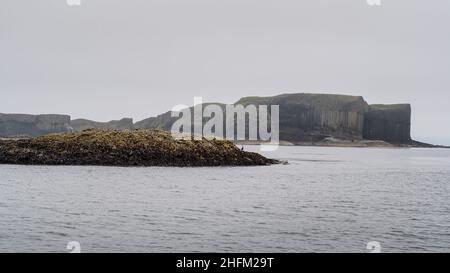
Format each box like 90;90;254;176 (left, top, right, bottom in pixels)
0;129;277;167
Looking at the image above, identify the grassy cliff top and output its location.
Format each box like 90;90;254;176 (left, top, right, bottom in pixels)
235;93;368;110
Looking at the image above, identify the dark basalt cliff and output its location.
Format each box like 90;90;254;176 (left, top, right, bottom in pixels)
0;93;416;145
363;104;412;144
0;113;71;137
236;94;369;142
134;94;370;142
135;94;411;144
0;129;277;166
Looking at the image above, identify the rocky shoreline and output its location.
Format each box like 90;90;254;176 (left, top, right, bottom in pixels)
234;138;449;148
0;129;278;167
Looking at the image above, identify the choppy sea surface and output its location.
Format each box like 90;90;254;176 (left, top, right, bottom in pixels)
1;146;450;253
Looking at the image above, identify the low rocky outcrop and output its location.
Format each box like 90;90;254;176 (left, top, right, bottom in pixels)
70;118;134;132
0;113;71;137
0;129;277;166
363;104;412;144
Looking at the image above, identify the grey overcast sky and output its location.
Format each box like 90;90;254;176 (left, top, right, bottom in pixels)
1;0;449;144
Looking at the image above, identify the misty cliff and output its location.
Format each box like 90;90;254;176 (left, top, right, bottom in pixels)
70;118;134;132
0;113;71;137
135;94;409;144
0;93;414;145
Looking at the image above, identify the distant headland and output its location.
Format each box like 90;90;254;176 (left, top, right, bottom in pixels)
0;93;444;148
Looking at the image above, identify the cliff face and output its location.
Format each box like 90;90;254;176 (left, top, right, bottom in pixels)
134;112;177;131
133;103;227;131
70;118;134;132
236;94;369;141
0;113;71;137
363;104;412;144
135;94;369;142
0;93;414;144
0;114;134;137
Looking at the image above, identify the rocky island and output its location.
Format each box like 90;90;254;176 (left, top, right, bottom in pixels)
0;129;277;167
0;93;445;147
